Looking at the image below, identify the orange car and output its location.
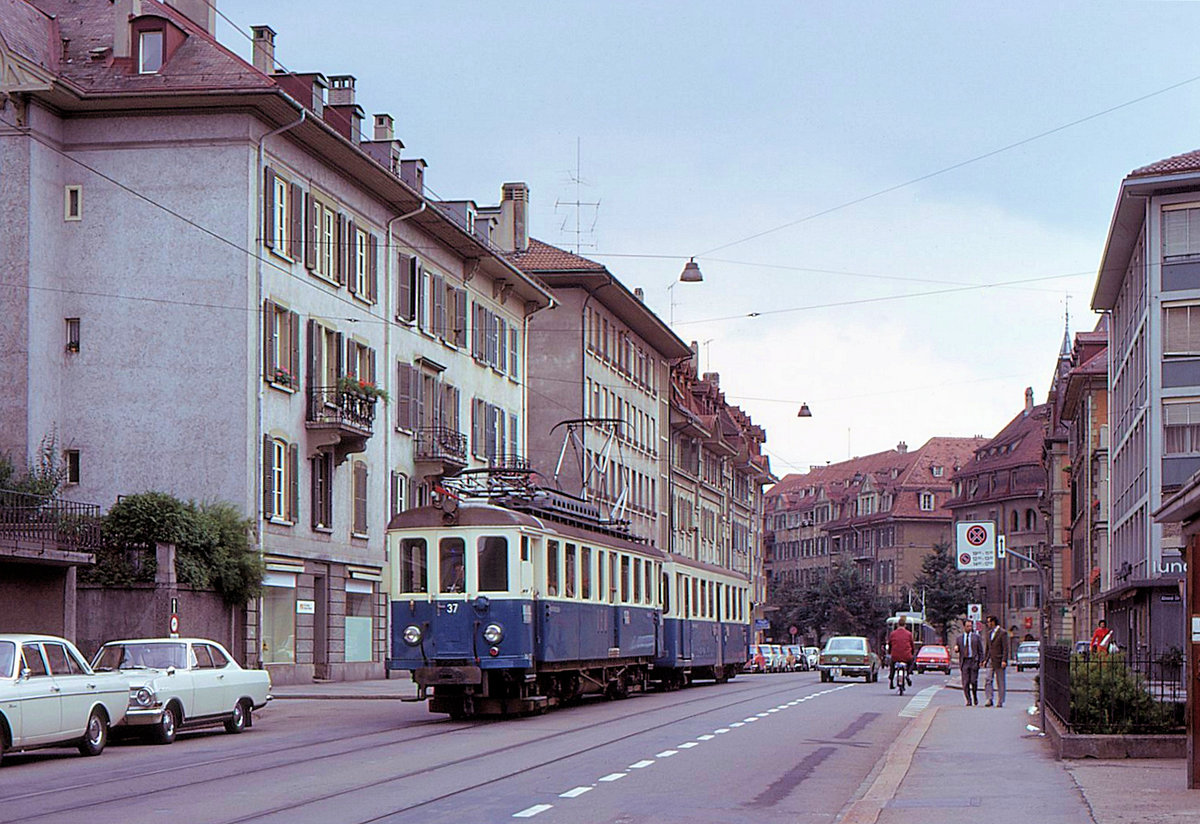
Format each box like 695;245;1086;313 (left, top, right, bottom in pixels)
913;643;951;674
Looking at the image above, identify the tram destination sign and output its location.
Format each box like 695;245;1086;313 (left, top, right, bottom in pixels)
955;521;996;571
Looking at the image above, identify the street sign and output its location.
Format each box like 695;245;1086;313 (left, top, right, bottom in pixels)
754;618;770;630
789;625;798;637
997;534;1006;559
967;603;982;622
956;521;996;570
169;613;179;636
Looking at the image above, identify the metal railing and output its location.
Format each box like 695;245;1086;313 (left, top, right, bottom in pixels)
415;427;467;464
306;386;376;433
0;487;101;552
1043;644;1186;734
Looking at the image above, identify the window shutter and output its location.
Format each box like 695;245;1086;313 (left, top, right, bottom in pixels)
307;319;317;394
397;363;412;430
335;214;347;284
415;372;426;430
472;398;483;456
288;182;302;260
289;311;300;384
288;443;299;521
310;456;321;530
368;234;379;303
509;413;518;459
345;338;356;379
335;332;344;380
346;219;358;294
262;300;275;379
397;253;413;321
368;347;376;385
263;167;276;249
304;193;317;270
497;317;507;373
262;435;274;519
354;462;368;534
509;327;519;380
455;288;467;347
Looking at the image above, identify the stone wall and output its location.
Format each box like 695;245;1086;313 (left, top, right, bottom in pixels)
76;584;246;662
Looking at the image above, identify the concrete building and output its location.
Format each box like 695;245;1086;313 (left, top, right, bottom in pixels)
1090;149;1198;654
766;437;984;607
945;391;1049;641
1057;318;1110;643
0;0;551;681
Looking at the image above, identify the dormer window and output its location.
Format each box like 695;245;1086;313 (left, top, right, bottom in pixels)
138;30;164;73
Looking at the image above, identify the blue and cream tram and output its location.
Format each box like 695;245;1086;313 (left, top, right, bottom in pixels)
386;488;751;717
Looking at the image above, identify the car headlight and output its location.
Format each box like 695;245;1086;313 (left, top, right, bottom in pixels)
402;624;423;646
482;623;504;644
131;687;155;708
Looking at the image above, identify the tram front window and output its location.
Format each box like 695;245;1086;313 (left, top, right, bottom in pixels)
440;538;466;593
399;538;428;593
478;535;508;592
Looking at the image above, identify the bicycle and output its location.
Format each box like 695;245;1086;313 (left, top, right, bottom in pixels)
893;661;910;696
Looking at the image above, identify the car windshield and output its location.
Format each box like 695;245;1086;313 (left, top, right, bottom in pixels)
0;641;14;679
826;638;865;652
1019;643;1039;653
94;642;188;671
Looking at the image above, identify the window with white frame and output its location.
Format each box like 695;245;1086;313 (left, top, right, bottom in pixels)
262;436;298;523
138;30;164;74
274;176;290;254
919;491;935;511
314;197;337;280
264;300;299;389
1165;399;1200;455
64;185;82;221
1164;303;1200;356
1163;205;1200;259
311;451;333;531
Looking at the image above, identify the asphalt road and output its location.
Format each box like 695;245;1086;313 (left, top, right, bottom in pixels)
0;671;943;824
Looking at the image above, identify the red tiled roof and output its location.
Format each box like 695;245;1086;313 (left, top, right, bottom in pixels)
23;0;275;95
0;0;56;71
508;238;607;272
1130;150;1200;179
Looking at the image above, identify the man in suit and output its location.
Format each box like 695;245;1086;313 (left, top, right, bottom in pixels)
981;614;1010;707
956;617;982;706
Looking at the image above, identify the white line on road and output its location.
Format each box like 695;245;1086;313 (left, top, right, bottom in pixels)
730;722;744;727
628;760;655;769
513;804;553;818
715;728;731;734
656;750;678;758
678;742;699;748
599;773;627;782
559;787;592;798
697;734;714;740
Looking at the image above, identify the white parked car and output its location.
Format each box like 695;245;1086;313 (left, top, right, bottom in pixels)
91;638;270;744
0;633;129;765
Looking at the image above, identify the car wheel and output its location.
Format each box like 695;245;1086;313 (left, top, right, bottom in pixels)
224;700;248;734
78;709;107;757
152;704;179;745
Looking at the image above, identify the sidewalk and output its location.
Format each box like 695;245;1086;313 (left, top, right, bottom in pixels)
270;675;417;700
844;670;1200;824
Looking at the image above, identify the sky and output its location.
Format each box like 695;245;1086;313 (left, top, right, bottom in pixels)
217;0;1200;478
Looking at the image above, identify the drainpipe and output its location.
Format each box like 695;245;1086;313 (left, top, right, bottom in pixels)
254;107;305;668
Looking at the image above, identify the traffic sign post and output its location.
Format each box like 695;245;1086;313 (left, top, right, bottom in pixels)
955;521;996;570
967;603;982;623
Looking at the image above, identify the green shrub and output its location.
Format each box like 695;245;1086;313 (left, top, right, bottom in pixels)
1069;653;1181;734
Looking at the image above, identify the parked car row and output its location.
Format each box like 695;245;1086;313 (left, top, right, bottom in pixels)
745;643;814;673
1;634;271;765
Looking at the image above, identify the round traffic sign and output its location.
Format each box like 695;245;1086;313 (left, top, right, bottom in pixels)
965;525;988;546
169;614;179;634
959;553;972;566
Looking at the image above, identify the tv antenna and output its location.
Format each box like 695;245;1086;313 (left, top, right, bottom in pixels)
554;138;600;254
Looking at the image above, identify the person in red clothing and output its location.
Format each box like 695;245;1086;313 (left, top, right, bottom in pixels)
887;616;915;690
1090;619;1114;657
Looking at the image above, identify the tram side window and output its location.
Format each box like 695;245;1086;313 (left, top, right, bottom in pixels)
714;583;721;621
547;540;560;596
661;572;670;614
399;538;428;593
477;535;508;592
597;550;606;602
609;554;618;603
633;558;642;602
645;563;653;605
581;547;592;600
692;578;699;618
708;581;714;618
620;555;630;603
521;535;530;562
439;537;465;593
565;543;577;598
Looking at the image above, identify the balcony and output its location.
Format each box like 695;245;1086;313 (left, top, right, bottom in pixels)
0;488;101;565
306;386;376;464
414;427;468;477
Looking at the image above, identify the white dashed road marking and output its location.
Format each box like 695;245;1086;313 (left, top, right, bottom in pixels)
560;787;592;798
513;804;553;818
656;750;678;758
599;773;626;782
628;760;655;769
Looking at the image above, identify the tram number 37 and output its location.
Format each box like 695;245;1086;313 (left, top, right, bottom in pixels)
442;603;459;614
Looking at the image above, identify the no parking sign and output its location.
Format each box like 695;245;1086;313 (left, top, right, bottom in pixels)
956;521;996;570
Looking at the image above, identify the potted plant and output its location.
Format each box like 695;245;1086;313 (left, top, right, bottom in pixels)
271;366;295;389
337;374;389;403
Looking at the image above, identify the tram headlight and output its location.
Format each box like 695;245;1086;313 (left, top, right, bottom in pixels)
402;624;423;646
482;623;504;644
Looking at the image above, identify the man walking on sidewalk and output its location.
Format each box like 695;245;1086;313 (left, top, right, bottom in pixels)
956;617;981;705
981;614;1009;707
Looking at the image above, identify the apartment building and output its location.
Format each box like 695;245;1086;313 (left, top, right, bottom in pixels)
0;0;551;682
945;392;1049;641
1090;150;1200;653
765;437;982;605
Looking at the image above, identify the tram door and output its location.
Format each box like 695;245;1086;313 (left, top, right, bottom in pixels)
431;537;472;657
678;573;693;660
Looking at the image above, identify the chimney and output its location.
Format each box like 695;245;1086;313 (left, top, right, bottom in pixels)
634;287;644;302
897;441;907;453
500;182;529;252
164;0;216;33
328;74;356;105
400;159;426;194
1024;386;1034;415
703;372;720;388
112;0;143;59
373;113;394;142
251;26;275;75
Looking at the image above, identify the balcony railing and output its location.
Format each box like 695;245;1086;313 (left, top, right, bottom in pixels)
0;488;101;553
307;386;376;433
415;427;468;466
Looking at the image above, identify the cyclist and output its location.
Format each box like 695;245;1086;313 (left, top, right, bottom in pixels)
887;615;915;691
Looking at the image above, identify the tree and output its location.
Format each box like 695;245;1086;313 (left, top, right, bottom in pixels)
0;431;68;498
768;563;888;644
911;540;978;643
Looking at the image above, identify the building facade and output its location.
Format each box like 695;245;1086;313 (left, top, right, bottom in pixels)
1090;150;1197;654
0;1;551;681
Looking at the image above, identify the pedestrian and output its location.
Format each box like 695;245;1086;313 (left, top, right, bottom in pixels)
1090;619;1114;657
887;616;915;690
981;614;1009;707
956;618;982;706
